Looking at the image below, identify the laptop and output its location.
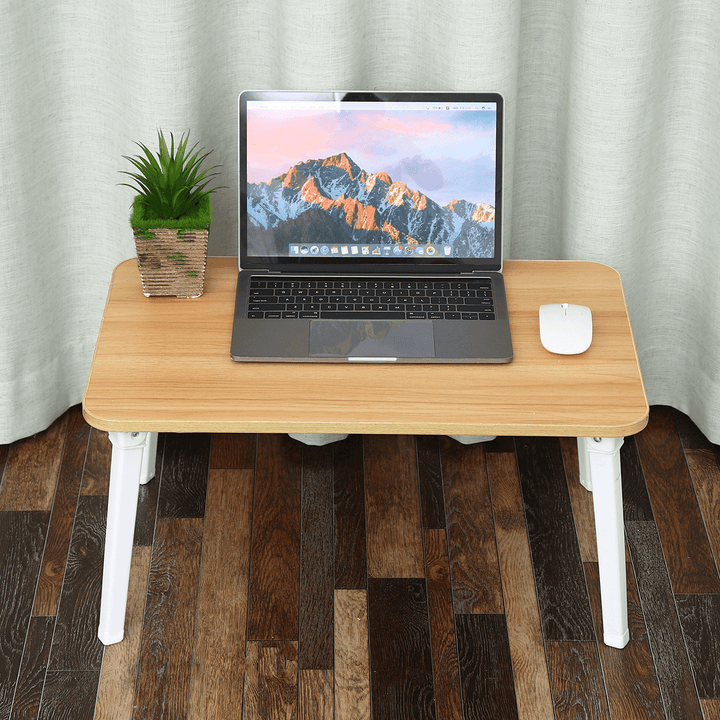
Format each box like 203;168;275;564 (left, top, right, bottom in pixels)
231;91;513;363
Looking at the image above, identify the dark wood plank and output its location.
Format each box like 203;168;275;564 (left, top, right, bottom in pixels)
560;436;599;562
299;445;334;670
584;562;665;719
515;436;595;641
132;453;161;548
626;521;704;719
79;427;112;495
675;594;720;699
209;432;256;469
686;448;720;579
37;671;99;720
424;529;463;720
247;433;302;641
157;432;210;518
33;406;89;616
416;436;445;529
333;434;367;589
0;512;49;720
545;641;610;719
132;517;203;720
9;616;54;720
188;470;253;719
440;438;503;615
244;641;299;719
456;614;519;720
0;410;68;512
621;434;655;521
483;436;515;454
368;578;436;720
48;495;106;672
485;447;555;719
635;405;720;593
364;435;424;578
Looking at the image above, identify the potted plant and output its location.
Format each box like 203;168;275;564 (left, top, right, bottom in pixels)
120;129;224;298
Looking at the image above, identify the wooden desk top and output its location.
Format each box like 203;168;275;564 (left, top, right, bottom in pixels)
83;258;648;437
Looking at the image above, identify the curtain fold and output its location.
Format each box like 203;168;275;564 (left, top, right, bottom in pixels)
1;0;718;444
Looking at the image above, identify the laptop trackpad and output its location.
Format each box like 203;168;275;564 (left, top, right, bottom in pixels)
310;320;435;358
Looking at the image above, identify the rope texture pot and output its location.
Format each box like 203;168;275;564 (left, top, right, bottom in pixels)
134;227;209;298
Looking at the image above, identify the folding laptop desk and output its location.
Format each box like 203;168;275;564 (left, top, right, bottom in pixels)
83;257;648;648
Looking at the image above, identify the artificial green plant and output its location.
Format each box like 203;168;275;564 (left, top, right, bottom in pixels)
120;129;224;231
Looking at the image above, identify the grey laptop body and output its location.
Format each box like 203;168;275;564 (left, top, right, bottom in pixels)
231;91;513;363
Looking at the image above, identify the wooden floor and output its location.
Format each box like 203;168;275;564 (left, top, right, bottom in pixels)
1;406;719;720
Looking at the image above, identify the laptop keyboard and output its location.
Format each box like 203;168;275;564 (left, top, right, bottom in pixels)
247;277;495;321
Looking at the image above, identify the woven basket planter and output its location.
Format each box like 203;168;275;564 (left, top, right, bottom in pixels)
134;227;209;298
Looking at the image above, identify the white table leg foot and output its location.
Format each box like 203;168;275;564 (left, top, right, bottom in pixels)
579;436;629;649
98;431;153;645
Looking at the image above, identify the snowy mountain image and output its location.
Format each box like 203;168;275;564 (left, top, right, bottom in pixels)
246;153;495;257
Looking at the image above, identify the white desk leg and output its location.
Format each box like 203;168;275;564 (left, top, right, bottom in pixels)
98;431;157;645
140;431;158;485
578;436;629;648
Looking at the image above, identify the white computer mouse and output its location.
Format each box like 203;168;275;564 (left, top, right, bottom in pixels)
539;303;593;355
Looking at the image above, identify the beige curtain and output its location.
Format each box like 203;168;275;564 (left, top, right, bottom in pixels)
2;0;719;443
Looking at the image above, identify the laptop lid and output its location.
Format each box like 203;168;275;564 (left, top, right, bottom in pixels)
239;91;503;274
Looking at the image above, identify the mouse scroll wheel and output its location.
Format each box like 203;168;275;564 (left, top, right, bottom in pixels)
561;302;569;314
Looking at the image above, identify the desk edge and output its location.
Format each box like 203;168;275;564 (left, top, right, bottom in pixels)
81;403;650;438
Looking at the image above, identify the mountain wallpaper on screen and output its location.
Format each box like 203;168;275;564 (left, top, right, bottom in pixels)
247;153;495;257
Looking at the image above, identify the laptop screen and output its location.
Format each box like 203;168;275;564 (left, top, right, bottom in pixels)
239;91;503;272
